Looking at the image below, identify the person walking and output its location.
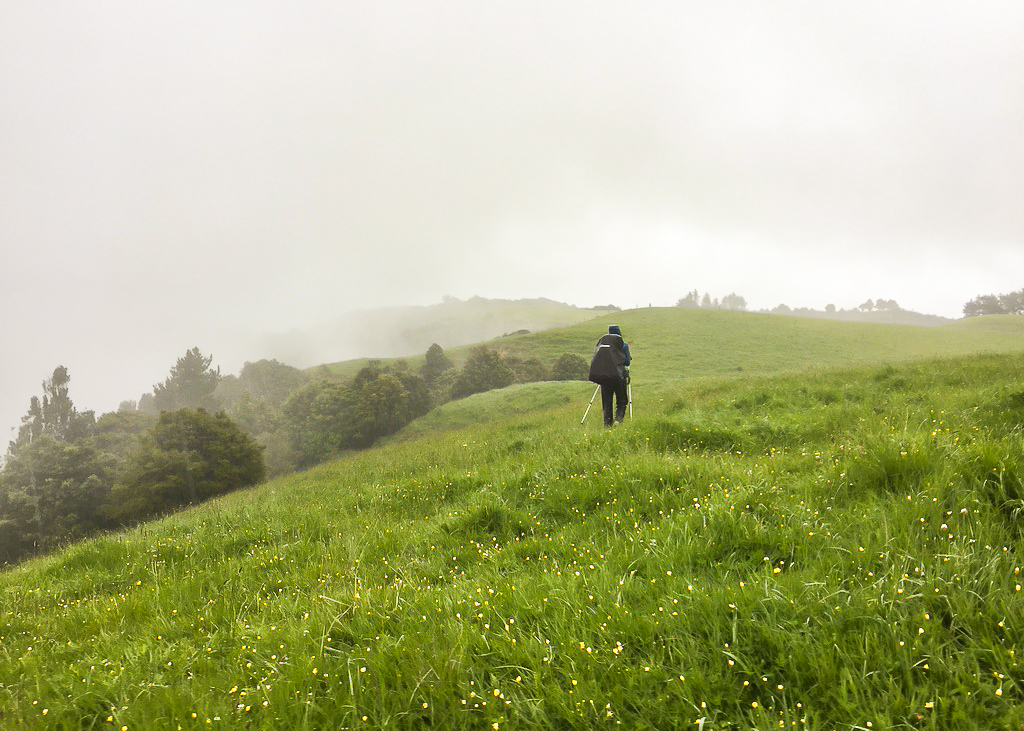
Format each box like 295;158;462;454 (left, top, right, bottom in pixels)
588;324;631;426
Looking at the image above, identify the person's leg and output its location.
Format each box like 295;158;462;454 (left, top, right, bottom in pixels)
600;383;614;426
614;378;628;422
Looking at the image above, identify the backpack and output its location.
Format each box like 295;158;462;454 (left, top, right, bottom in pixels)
588;334;627;384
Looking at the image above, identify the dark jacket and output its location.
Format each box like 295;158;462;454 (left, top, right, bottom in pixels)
589;326;630;383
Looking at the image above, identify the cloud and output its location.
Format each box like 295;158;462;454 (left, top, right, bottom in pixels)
1;1;1023;434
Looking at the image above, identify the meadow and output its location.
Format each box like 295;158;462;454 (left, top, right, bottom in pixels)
2;311;1024;730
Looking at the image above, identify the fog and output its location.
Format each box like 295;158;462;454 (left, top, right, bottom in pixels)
2;1;1023;438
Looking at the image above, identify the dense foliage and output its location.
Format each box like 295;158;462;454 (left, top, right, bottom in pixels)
451;346;515;398
283;362;432;467
0;364;264;566
106;408;265;523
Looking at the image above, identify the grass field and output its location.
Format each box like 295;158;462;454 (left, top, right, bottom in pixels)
320;308;1024;383
2;311;1024;730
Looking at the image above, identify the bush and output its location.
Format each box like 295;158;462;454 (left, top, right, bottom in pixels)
107;409;265;523
451;347;514;399
550;353;589;381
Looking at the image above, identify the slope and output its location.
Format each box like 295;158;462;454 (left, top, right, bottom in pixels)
2;310;1024;730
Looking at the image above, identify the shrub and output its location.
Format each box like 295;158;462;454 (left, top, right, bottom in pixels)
550;353;589;381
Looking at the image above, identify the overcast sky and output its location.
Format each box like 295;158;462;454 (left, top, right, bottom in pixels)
2;1;1023;438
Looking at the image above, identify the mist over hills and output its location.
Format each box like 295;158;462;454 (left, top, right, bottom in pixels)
241;296;605;368
238;295;954;371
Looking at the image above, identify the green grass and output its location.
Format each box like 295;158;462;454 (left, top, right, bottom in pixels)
321;309;1024;383
3;310;1024;730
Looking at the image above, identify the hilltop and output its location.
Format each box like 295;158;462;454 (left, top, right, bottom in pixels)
2;310;1024;729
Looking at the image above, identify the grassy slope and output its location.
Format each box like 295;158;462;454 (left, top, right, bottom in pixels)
321;309;1024;382
3;312;1024;730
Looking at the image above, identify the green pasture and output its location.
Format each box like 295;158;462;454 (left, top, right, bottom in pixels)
2;310;1024;730
321;309;1024;383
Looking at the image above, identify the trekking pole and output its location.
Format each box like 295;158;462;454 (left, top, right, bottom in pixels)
626;367;633;420
581;384;600;424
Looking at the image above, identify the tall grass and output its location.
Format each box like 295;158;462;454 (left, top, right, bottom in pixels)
2;346;1024;729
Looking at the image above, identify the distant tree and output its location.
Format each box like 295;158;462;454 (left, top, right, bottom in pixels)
282;363;430;465
107;409;264;523
721;293;748;311
138;393;158;415
963;294;1006;317
152;348;221;412
216;359;308;444
282;380;353;467
1000;290;1024;314
700;293;713;308
420;343;454;385
118;400;138;413
347;364;431;447
550;353;589;381
772;304;792;314
8;366;93;457
451;347;514;399
505;356;548;384
858;299;875;312
237;360;307;404
676;290;700;308
825;304;836;314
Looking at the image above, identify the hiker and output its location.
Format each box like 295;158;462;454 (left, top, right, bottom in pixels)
588;324;631;426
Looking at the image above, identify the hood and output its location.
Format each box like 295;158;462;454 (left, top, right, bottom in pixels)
608;324;622;336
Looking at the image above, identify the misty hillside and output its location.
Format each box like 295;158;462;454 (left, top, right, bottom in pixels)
4;309;1024;729
247;297;604;368
317;307;1024;383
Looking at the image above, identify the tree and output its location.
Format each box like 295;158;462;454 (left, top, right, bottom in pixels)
347;364;431;447
451;347;514;399
700;293;713;308
1000;290;1024;314
504;356;548;384
825;304;836;314
283;380;353;467
963;294;1006;317
676;290;700;308
420;343;454;385
721;293;748;311
1;366;107;564
107;408;264;523
550;353;589;381
0;433;113;562
152;348;221;411
8;366;90;455
858;299;875;312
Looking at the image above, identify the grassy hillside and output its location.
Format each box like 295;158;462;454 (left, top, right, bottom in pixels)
322;308;1024;383
3;311;1024;730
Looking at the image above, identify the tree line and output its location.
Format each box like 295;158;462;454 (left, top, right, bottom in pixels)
0;343;588;566
962;288;1024;316
676;290;748;310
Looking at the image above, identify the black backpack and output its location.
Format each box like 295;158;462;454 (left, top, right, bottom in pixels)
588;333;627;384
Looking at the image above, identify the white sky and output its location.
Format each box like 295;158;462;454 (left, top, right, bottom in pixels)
2;1;1023;437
